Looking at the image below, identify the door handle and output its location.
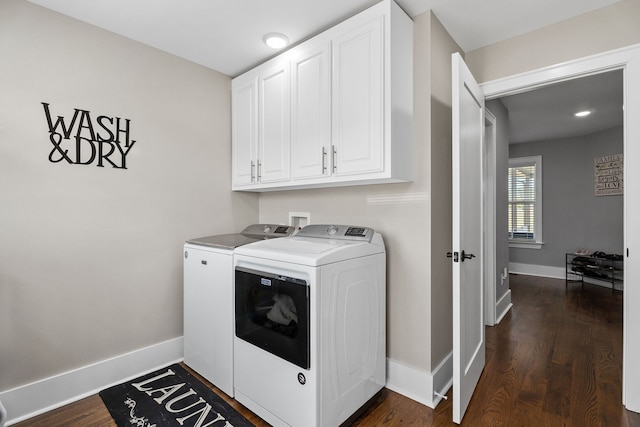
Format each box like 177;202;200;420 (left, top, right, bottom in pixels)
461;250;476;262
447;251;475;262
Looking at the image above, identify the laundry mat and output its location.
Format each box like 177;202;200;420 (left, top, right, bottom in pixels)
99;363;255;427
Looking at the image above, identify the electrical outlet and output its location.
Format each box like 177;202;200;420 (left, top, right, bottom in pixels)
500;267;508;285
289;212;310;232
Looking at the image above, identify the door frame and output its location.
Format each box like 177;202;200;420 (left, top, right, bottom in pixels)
483;109;497;326
479;43;640;412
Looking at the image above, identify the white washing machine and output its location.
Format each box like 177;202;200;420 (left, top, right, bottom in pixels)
233;224;386;427
183;224;293;397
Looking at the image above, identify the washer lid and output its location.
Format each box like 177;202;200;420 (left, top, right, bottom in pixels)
186;224;294;250
186;233;260;250
234;230;385;266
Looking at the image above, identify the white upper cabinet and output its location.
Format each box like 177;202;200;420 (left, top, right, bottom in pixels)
232;58;290;187
331;16;384;177
231;73;258;187
290;40;331;181
257;59;290;184
232;0;413;191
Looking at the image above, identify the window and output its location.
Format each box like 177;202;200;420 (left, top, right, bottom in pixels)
508;156;543;249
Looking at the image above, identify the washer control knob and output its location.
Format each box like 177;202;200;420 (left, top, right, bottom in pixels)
262;225;271;233
327;225;338;235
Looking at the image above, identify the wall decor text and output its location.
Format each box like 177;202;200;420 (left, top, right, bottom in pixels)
594;153;623;196
42;102;136;169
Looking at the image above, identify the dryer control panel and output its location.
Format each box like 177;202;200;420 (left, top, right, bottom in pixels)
296;224;374;242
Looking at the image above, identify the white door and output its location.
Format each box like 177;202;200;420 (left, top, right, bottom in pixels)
451;52;485;424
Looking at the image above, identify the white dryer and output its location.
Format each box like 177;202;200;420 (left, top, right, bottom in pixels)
233;224;386;427
183;224;293;397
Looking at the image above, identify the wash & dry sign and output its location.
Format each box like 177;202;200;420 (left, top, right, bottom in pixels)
42;102;136;169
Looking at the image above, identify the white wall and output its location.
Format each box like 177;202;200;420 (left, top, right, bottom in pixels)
465;0;640;83
0;0;258;393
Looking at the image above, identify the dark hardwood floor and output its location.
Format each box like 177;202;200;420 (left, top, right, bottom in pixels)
14;275;640;426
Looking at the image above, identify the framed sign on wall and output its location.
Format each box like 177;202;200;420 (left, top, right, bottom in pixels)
594;153;623;196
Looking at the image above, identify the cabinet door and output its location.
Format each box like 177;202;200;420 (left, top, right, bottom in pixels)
332;16;384;176
232;74;258;187
258;61;291;184
291;41;332;180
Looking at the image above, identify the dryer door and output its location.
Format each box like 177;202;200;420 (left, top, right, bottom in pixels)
235;267;310;369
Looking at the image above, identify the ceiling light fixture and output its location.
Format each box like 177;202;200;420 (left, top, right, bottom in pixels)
263;32;289;49
574;110;591;117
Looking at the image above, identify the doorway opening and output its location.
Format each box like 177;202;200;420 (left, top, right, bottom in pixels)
484;67;625;417
478;45;640;411
498;69;623;285
480;66;627;328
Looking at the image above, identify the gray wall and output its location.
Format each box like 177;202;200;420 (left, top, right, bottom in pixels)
509;126;623;268
0;0;258;392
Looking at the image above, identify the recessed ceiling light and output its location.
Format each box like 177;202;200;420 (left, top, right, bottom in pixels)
574;110;591;117
263;33;289;49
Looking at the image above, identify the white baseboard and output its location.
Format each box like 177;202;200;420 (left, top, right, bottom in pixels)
496;289;513;323
1;337;183;426
509;262;565;279
385;353;452;409
508;262;619;290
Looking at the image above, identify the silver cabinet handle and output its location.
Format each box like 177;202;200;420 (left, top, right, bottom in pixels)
257;160;262;181
332;145;337;172
322;147;327;174
250;161;255;182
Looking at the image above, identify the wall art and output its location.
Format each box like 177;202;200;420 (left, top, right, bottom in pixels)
594;153;623;196
42;102;136;169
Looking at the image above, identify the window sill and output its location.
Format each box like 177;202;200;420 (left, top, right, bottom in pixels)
509;240;544;249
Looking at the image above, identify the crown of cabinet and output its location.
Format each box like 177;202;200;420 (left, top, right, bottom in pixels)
232;0;413;192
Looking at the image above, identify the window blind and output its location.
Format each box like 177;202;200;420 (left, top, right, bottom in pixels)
508;163;536;240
